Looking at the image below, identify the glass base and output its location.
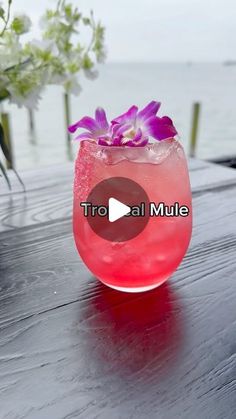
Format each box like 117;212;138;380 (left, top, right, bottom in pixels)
102;282;161;293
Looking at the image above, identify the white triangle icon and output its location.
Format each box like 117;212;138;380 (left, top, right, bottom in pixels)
108;197;131;223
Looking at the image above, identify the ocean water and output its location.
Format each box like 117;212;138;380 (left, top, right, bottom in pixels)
1;63;236;170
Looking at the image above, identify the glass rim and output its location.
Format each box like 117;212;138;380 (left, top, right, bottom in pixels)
79;137;179;151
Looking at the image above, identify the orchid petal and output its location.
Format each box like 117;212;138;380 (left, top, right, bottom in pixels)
145;115;177;140
122;140;137;147
111;136;123;146
132;128;142;142
69;116;98;134
74;132;93;141
112;105;138;125
129;138;149;147
98;137;110;146
137;101;161;121
68;121;81;133
95;107;109;130
137;138;149;146
124;138;148;147
121;137;133;145
112;123;132;137
125;129;148;147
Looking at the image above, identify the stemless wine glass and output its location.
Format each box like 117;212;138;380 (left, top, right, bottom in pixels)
73;139;192;292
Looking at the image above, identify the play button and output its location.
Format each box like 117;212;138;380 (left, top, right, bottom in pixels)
82;177;150;242
108;198;130;222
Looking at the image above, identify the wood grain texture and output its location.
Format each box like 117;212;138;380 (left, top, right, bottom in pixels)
1;159;236;233
0;160;236;418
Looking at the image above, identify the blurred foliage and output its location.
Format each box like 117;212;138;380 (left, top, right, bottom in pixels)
0;0;106;107
0;0;106;188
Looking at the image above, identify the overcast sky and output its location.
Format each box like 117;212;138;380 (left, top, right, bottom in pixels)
10;0;236;62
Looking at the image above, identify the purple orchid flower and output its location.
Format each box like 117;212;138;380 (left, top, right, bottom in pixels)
111;101;177;145
68;107;110;142
68;100;178;147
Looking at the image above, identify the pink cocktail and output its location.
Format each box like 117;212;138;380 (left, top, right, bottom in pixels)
73;139;192;292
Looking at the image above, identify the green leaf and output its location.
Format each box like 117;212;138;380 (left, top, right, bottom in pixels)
11;17;24;34
67;62;79;73
0;159;11;190
46;9;57;19
0;122;25;191
0;89;9;102
82;17;90;26
0;122;12;164
0;6;5;19
82;54;93;70
64;4;72;19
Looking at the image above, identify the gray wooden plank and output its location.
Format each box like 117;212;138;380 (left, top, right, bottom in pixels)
1;159;236;232
0;163;74;196
0;159;206;196
0;183;236;418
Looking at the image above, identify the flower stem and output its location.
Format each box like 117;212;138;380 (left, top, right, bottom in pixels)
0;0;12;37
56;0;65;12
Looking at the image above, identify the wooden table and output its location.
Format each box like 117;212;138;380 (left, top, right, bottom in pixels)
0;159;236;419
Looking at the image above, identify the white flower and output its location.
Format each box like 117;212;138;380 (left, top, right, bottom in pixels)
0;54;16;71
39;15;59;30
30;39;58;55
11;13;32;35
0;2;105;109
0;74;9;96
8;85;43;109
0;31;22;57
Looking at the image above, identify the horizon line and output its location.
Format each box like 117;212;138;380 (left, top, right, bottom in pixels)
104;60;235;64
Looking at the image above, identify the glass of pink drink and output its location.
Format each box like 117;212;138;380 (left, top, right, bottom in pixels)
73;139;192;292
